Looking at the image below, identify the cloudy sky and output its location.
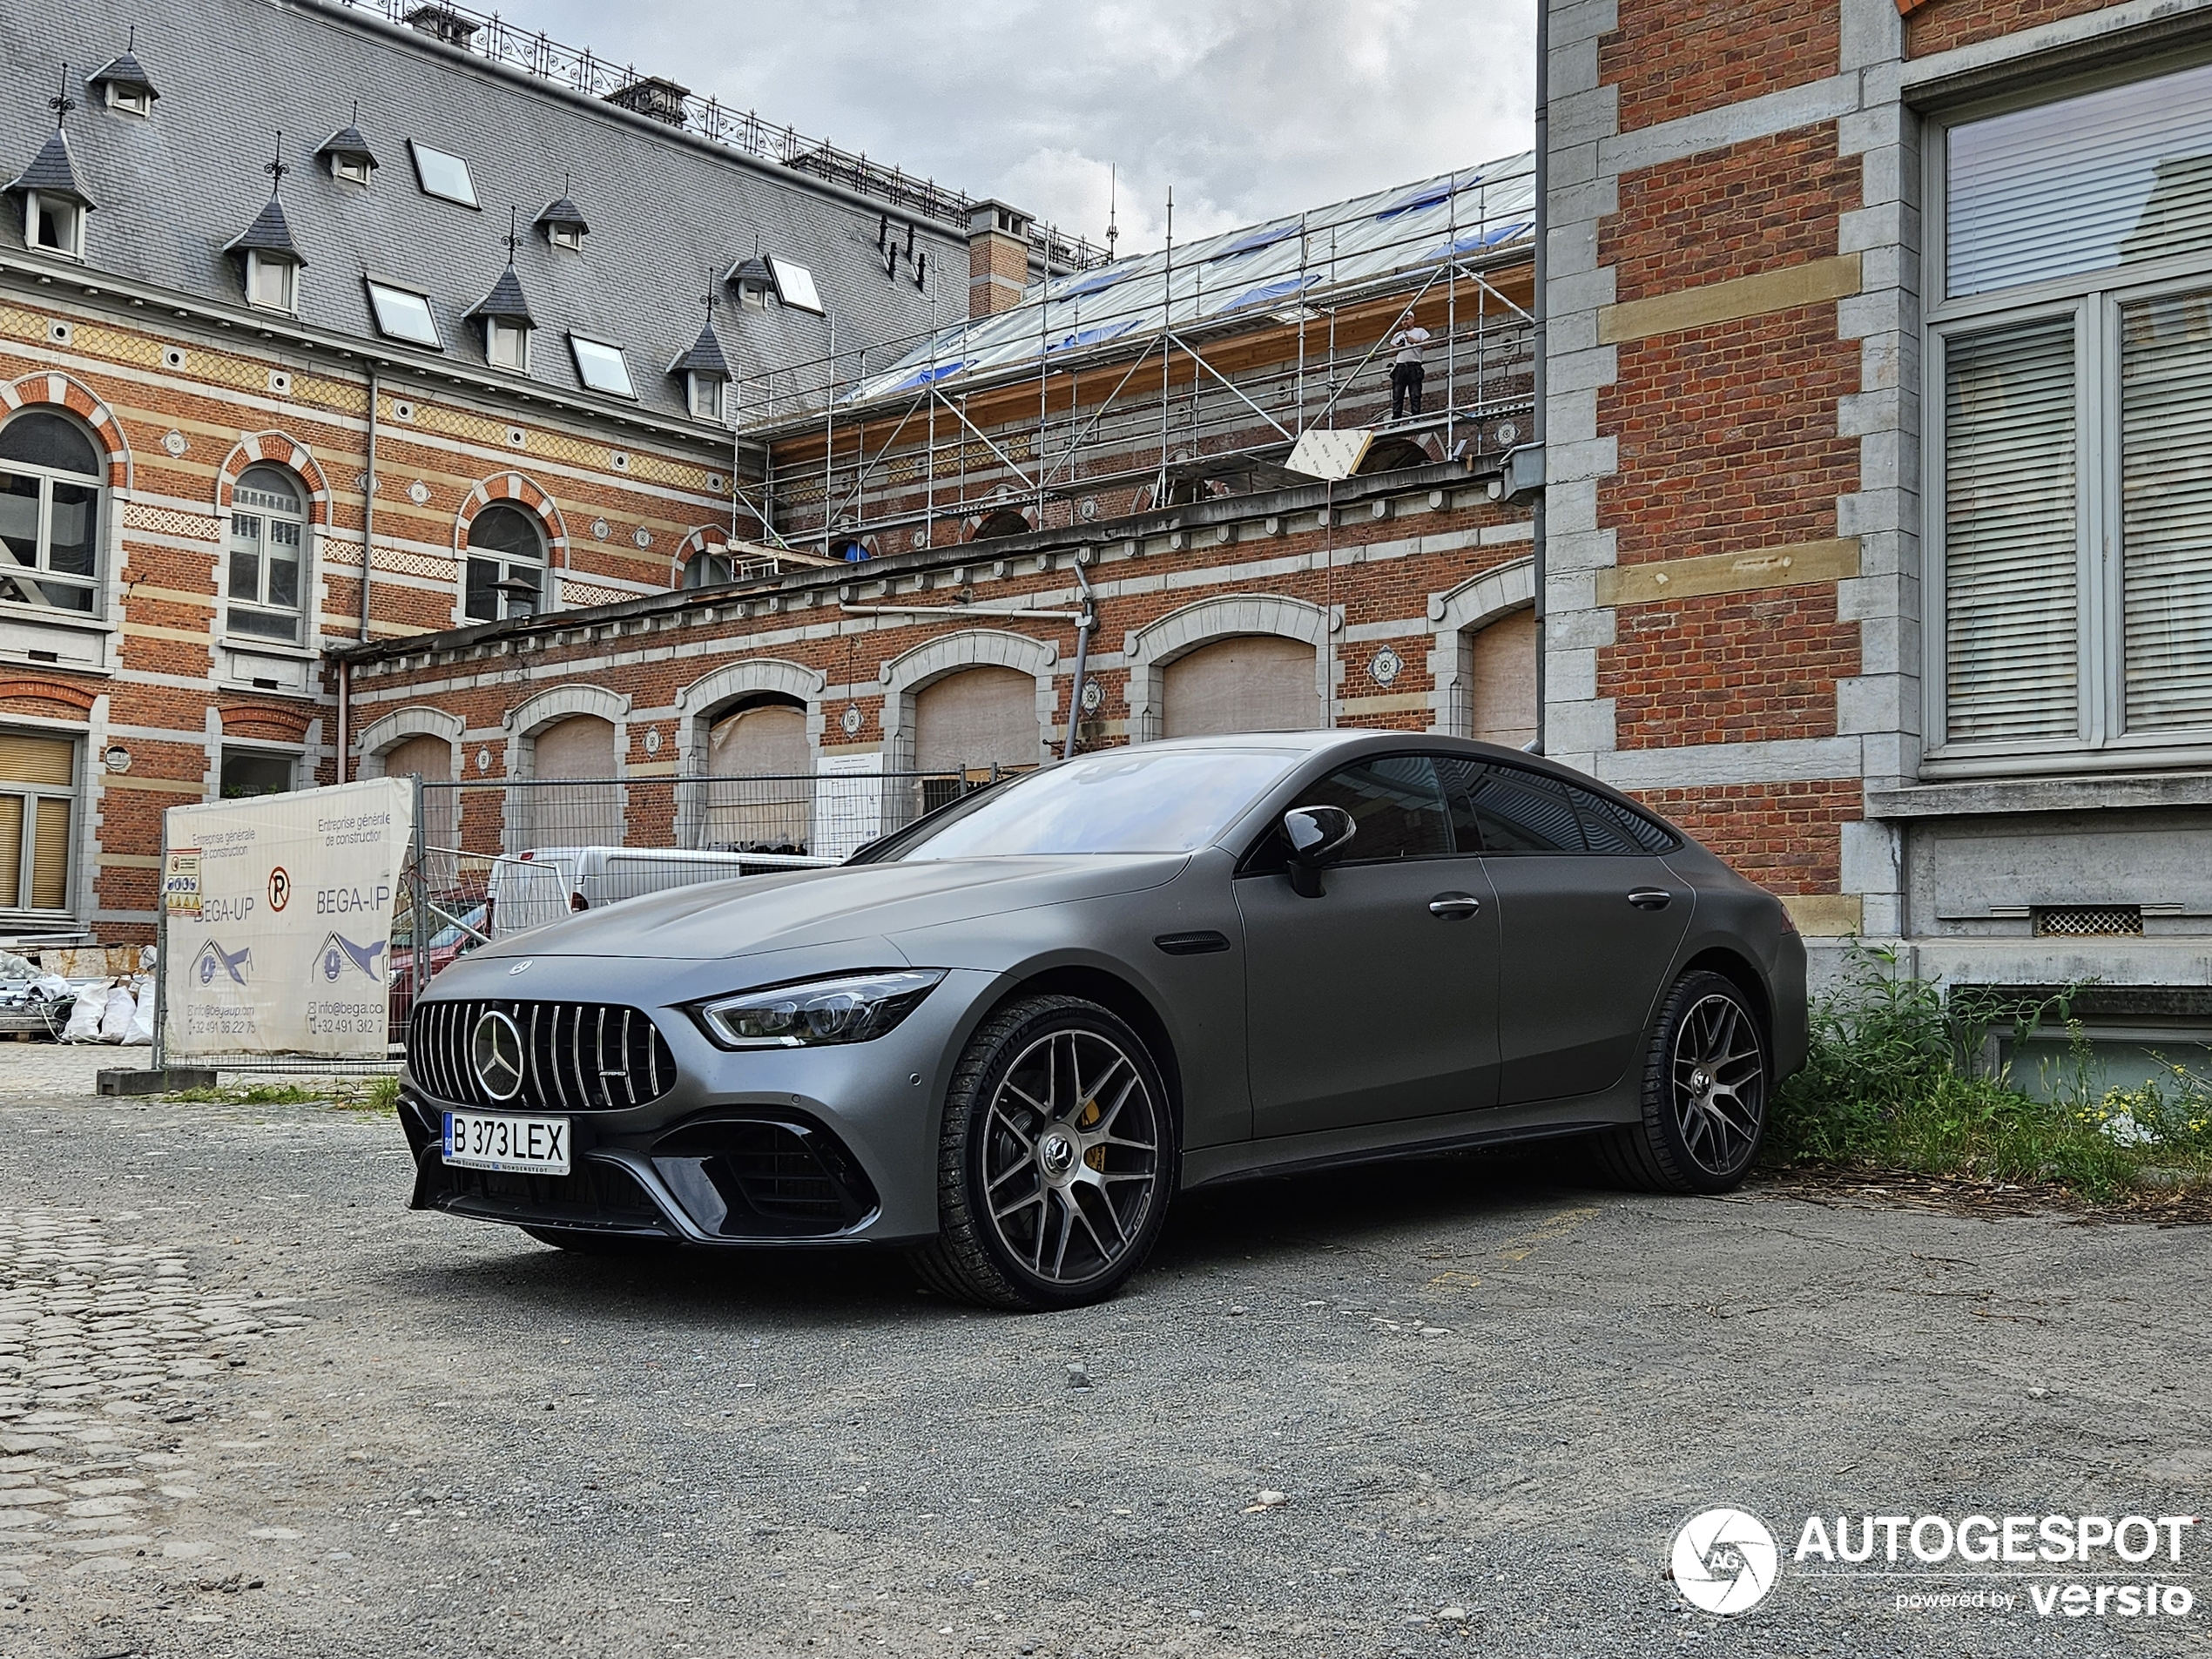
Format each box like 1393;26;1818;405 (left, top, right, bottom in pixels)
519;0;1536;249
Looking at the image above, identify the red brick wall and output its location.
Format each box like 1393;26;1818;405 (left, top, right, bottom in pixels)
1630;779;1861;894
1604;588;1857;749
1602;0;1838;132
1905;0;2125;56
1599;313;1859;568
1603;131;1860;302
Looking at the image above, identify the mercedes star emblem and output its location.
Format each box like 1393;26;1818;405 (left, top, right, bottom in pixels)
470;1009;526;1102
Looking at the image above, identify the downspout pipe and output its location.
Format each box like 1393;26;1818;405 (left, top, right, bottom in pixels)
1062;559;1095;761
341;366;381;784
1528;0;1550;755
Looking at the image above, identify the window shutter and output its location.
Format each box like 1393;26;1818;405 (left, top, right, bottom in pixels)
1946;59;2212;299
0;797;19;908
1943;320;2078;744
0;733;73;785
2121;290;2212;732
30;797;68;909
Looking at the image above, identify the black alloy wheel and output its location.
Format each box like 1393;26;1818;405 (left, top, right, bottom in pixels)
1595;969;1770;1194
912;995;1176;1311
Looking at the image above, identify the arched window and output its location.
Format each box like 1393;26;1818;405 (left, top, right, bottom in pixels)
464;503;546;622
0;411;104;615
226;464;307;642
683;548;736;589
970;509;1029;542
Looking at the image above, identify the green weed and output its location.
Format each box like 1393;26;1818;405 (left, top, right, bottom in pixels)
1768;946;2212;1200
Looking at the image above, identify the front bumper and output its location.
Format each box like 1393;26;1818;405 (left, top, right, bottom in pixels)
397;961;997;1247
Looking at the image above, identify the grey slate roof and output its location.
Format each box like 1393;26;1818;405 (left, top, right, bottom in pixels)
88;51;160;101
672;319;732;380
3;0;970;424
6;131;95;208
222;194;304;262
466;263;531;323
314;125;378;170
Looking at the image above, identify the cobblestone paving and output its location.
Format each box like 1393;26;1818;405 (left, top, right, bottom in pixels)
0;1041;385;1099
0;1209;306;1603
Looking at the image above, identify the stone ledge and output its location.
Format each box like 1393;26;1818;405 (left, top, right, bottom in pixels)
1869;772;2212;819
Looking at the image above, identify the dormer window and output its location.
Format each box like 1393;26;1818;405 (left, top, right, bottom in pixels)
688;373;729;422
8;125;96;263
726;255;776;311
245;249;297;313
536;192;590;253
488;319;529;372
316;119;380;188
89;44;160;119
24;192;84;259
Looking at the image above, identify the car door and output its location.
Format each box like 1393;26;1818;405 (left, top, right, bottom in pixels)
1235;754;1501;1138
1440;758;1692;1103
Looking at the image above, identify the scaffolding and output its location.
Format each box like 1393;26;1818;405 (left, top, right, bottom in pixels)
724;155;1541;559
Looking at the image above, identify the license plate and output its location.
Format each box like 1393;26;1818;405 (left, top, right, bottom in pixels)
442;1110;571;1175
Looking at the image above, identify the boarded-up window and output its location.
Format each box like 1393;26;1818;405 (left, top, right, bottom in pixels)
1162;636;1319;738
914;667;1037;773
1469;609;1537;748
381;734;457;878
525;715;619;846
703;702;811;851
0;732;74;912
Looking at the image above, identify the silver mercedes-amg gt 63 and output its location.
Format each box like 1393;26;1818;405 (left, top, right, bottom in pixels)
398;731;1805;1310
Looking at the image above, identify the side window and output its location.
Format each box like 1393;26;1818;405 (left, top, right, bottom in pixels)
1438;758;1680;853
1568;783;1677;853
1439;758;1583;853
1291;755;1453;862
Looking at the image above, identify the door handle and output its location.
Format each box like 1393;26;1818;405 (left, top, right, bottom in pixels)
1428;893;1482;919
1628;887;1674;911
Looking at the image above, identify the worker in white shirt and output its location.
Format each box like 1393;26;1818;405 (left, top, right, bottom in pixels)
1389;325;1431;419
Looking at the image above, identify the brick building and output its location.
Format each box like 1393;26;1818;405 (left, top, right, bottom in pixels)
0;0;1104;941
1537;0;2212;1048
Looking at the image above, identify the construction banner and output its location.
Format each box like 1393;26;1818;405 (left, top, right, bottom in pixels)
160;778;415;1058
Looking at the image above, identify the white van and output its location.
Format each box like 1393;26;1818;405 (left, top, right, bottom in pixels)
486;846;836;940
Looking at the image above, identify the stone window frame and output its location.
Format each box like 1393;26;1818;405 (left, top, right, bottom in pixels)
1921;60;2212;779
1123;594;1335;744
1426;556;1535;738
877;631;1059;772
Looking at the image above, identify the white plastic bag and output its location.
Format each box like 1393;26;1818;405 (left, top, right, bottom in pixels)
125;976;154;1045
99;981;137;1043
62;981;110;1043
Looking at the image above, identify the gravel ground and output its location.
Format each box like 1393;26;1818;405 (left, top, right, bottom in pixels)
0;1089;2202;1658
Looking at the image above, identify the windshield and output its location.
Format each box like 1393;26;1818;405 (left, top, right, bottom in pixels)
885;749;1301;860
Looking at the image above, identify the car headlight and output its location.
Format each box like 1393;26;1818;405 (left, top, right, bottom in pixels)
691;969;945;1049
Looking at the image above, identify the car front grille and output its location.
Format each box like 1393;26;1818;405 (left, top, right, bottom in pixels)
408;998;678;1112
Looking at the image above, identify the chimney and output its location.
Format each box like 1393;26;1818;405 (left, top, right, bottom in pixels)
968;199;1031;319
604;75;690;127
403;4;479;47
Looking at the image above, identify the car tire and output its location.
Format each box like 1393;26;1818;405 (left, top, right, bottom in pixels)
1595;969;1770;1195
910;994;1177;1312
521;1226;673;1256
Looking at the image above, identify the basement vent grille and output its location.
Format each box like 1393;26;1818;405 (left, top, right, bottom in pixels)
2033;905;2143;937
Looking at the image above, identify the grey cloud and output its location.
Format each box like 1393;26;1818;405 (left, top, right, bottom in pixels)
522;0;1534;248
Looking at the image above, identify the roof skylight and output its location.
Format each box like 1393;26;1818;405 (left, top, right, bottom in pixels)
365;278;442;347
569;334;636;398
409;140;478;208
767;257;824;314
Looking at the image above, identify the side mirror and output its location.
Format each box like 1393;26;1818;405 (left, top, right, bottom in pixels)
1282;805;1356;898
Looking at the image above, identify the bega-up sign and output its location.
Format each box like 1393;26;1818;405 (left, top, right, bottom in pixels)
160;778;415;1058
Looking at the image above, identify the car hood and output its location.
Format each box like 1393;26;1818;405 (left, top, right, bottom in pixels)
467;854;1190;963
